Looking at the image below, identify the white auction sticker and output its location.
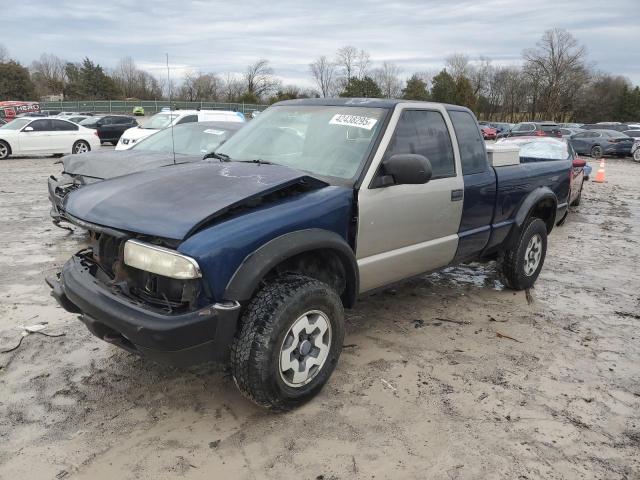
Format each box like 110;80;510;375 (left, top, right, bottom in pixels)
203;129;226;135
329;114;377;130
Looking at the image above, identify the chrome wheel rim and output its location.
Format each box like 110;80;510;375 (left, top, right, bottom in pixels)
0;144;7;158
524;233;542;276
279;310;332;388
74;142;88;154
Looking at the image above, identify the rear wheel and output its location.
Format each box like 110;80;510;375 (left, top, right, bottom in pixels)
0;141;11;159
501;218;548;290
230;274;345;410
73;140;90;154
591;145;603;159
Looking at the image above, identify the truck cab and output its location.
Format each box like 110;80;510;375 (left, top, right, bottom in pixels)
49;99;571;409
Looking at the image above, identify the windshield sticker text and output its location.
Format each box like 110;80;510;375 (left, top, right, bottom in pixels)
329;114;377;130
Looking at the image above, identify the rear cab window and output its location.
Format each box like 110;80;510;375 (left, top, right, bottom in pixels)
448;110;487;175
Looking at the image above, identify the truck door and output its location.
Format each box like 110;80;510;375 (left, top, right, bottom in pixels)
356;104;464;292
447;109;497;262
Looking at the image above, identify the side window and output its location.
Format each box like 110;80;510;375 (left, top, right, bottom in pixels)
113;117;130;125
448;110;487;175
384;110;455;179
176;115;198;125
28;120;51;131
100;117;113;125
51;119;78;131
512;123;526;132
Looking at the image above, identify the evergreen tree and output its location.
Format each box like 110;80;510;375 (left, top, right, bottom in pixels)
0;61;37;100
339;76;382;98
454;76;477;110
430;69;456;104
402;74;429;101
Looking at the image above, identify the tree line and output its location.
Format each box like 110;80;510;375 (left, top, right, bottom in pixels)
1;28;639;122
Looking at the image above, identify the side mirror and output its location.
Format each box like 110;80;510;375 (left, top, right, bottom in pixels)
572;158;587;168
23;126;34;132
373;153;432;187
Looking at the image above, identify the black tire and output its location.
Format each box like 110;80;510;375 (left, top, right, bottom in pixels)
570;181;583;206
591;145;603;159
230;274;345;410
0;140;10;160
501;218;548;290
634;149;640;163
72;140;90;154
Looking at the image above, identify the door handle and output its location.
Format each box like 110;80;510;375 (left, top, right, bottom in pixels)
451;189;463;201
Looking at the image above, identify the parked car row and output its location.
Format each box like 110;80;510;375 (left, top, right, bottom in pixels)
485;120;640;161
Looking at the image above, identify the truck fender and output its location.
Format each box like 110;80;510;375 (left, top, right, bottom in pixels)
506;187;557;248
223;229;360;308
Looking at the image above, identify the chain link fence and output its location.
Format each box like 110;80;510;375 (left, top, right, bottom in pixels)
39;100;269;116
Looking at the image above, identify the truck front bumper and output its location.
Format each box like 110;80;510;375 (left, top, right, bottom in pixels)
47;254;240;367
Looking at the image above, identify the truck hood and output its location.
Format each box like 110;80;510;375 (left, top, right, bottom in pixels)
62;149;201;180
64;161;329;240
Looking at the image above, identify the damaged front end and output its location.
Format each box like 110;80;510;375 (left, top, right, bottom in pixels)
47;173;97;228
48;220;240;366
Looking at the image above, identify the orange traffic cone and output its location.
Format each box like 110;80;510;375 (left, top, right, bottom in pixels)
594;159;606;183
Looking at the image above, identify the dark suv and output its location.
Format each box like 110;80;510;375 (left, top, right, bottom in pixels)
80;115;138;145
500;122;561;139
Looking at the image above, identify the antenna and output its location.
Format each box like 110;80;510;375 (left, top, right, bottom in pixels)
167;53;176;165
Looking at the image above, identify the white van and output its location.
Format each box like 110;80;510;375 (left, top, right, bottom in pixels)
116;109;245;150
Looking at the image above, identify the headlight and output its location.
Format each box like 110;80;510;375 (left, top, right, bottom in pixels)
124;239;201;279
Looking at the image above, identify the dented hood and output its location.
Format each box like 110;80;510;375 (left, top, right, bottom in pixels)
64;161;328;240
62;149;201;180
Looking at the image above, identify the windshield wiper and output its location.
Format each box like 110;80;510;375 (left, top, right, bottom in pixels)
236;159;275;165
204;152;231;161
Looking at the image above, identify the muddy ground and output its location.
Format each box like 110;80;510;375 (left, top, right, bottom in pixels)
0;154;639;480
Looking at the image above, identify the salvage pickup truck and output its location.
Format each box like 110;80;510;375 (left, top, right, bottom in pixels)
48;99;570;409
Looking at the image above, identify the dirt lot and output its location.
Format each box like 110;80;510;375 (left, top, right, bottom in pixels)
0;154;639;480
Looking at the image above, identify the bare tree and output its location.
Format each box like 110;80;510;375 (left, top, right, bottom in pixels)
335;46;358;81
445;53;471;80
221;73;245;102
113;56;138;98
180;71;222;101
309;56;337;98
373;62;403;98
355;49;371;80
523;28;589;120
0;44;8;63
244;59;277;98
30;53;67;96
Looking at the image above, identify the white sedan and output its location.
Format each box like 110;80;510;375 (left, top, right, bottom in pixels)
0;117;100;159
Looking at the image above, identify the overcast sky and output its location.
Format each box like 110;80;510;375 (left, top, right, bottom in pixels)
2;0;639;87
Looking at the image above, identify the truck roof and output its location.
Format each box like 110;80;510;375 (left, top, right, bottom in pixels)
274;97;470;111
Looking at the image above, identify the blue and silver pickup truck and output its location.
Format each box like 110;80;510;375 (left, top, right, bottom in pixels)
48;99;570;409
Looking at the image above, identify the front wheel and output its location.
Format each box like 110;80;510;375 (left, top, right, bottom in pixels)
73;140;90;154
634;149;640;162
501;218;548;290
591;145;603;159
571;181;583;206
0;140;10;160
230;274;345;410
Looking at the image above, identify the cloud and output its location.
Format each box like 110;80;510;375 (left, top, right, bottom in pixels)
2;0;639;85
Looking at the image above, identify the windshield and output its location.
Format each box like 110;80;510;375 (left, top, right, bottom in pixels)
132;123;236;155
80;116;102;127
216;105;386;180
143;113;178;129
0;118;31;130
